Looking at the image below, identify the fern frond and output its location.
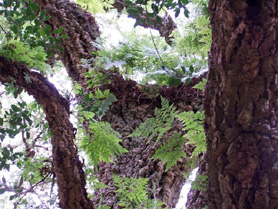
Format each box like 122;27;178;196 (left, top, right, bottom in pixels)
152;133;186;171
130;97;178;143
80;121;127;167
177;111;206;156
113;175;148;208
193;78;207;90
81;89;117;119
0;40;49;73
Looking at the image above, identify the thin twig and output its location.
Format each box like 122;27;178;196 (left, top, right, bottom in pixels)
0;23;7;35
144;5;171;75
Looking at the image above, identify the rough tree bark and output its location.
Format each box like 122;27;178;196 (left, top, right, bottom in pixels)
205;1;278;208
34;0;205;207
92;73;205;208
0;0;205;208
0;58;92;209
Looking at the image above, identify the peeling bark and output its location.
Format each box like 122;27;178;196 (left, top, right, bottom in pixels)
0;57;92;209
205;1;278;208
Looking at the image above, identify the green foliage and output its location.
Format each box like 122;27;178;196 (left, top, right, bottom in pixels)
0;146;23;171
112;175;166;208
80;121;128;167
152;133;186;171
76;0;113;14
85;167;108;191
130;97;178;143
0;40;50;73
83;66;111;88
0;0;66;55
177;111;206;156
0;100;32;141
80;89;117;119
113;175;149;208
92;32;197;86
21;158;51;184
191;174;208;191
176;15;211;59
125;0;190;27
193;78;207;90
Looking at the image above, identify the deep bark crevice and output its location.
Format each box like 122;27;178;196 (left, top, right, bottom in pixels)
205;1;278;208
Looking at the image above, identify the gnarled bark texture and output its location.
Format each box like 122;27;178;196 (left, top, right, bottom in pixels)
0;57;92;209
205;1;278;208
92;73;205;208
32;0;205;207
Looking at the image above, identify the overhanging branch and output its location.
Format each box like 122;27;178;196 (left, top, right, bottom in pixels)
0;57;92;209
113;0;177;45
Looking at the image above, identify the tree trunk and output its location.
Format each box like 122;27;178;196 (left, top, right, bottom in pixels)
205;1;278;208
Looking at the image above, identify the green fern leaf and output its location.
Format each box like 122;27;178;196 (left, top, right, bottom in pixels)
0;40;49;73
152;133;186;171
130;97;178;143
80;122;128;167
193;78;207;90
177;111;206;156
113;175;149;208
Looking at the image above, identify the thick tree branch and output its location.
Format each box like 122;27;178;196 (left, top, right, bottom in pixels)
0;57;92;209
113;0;177;45
32;0;204;207
35;0;100;84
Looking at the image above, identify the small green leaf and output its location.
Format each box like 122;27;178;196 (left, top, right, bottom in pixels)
156;16;162;25
44;24;51;36
55;38;61;44
0;189;5;195
61;35;69;39
45;15;51;21
181;66;186;73
54;27;63;35
9;194;17;200
49;36;54;44
181;0;188;4
29;2;39;13
184;8;189;18
168;77;181;87
125;0;133;5
11;105;20;112
50;45;57;50
58;46;64;52
175;9;180;18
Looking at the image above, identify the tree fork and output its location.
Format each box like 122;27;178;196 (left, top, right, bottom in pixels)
205;1;278;208
33;0;206;207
